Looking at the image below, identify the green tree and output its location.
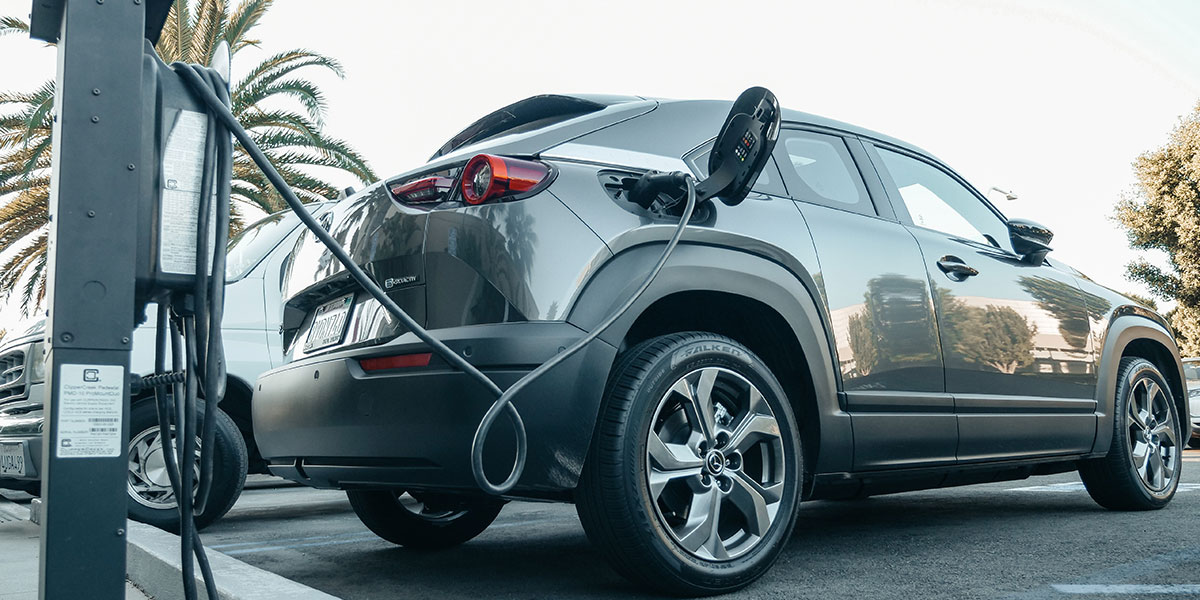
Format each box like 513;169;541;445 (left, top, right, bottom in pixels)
0;0;377;314
845;274;939;377
1115;101;1200;356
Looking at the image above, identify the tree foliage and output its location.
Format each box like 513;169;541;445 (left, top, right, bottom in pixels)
0;0;377;314
954;305;1038;374
935;285;1038;374
1115;101;1200;355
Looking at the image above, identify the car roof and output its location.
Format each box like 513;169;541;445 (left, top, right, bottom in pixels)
388;94;945;184
653;98;943;162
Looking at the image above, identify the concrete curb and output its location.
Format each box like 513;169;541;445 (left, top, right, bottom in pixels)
126;520;340;600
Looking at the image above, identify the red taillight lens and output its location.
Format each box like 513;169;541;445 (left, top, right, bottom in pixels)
390;176;453;205
359;352;432;372
460;154;550;205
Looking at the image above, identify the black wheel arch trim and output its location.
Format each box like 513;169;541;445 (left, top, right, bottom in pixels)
1093;312;1189;455
565;240;852;474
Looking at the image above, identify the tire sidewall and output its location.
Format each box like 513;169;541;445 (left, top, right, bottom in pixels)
1113;359;1181;506
347;490;504;550
617;336;802;589
126;399;247;530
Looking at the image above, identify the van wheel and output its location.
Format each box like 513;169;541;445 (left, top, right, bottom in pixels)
576;332;802;596
348;490;504;550
126;400;248;531
1079;357;1182;510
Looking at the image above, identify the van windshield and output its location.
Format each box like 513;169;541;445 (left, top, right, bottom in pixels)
225;210;301;281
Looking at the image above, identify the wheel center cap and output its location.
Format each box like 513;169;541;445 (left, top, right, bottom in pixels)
705;450;725;475
142;446;172;487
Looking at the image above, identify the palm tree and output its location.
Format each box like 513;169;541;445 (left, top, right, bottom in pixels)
0;0;377;314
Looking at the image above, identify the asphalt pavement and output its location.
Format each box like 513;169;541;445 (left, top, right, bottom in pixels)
196;450;1200;600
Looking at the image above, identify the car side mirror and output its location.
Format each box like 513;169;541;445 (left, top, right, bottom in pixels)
1008;218;1053;265
695;87;781;206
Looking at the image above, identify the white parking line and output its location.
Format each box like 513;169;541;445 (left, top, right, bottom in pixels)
211;514;569;556
1008;482;1200;493
1052;584;1200;595
223;533;381;556
207;531;367;550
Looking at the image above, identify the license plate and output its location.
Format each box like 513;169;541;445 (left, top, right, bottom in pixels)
304;293;355;353
0;441;25;477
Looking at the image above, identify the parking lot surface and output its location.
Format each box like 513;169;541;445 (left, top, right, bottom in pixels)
195;450;1200;599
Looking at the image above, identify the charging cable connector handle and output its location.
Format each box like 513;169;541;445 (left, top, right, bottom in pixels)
626;171;691;209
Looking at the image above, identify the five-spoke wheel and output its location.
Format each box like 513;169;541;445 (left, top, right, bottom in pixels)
1080;357;1182;510
576;332;801;596
1125;376;1179;494
646;367;786;561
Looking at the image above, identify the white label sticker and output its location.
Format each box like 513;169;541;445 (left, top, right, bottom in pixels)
160;110;217;276
55;364;125;459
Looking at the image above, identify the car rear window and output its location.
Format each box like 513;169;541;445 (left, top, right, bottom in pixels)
779;131;874;216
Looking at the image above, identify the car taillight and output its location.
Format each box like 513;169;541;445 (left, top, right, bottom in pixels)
460;154;550;205
359;352;433;372
390;176;453;205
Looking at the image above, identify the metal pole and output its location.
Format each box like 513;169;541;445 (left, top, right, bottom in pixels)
34;0;146;597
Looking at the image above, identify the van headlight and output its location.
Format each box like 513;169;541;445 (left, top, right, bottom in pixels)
28;341;46;384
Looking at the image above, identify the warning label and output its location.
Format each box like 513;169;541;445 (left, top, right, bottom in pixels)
160;109;217;275
55;364;125;459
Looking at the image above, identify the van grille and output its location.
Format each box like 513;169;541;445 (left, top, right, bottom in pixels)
0;349;26;400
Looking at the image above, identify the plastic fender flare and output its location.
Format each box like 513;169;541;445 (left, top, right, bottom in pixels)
1092;312;1188;455
565;242;852;473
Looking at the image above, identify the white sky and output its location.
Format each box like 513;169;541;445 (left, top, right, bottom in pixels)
2;0;1199;334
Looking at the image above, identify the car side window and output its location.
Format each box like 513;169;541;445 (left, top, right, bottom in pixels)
685;141;787;197
876;148;1008;248
778;131;874;216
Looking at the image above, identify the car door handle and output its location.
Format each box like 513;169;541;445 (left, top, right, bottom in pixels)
937;256;979;279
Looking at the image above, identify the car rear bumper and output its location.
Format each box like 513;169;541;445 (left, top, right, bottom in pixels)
252;322;616;498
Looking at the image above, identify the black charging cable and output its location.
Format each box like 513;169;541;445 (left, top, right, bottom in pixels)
172;64;698;499
138;62;232;600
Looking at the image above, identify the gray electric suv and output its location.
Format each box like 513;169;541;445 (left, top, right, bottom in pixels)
252;94;1188;595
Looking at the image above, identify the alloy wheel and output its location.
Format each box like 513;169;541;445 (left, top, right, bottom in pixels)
645;367;786;561
1126;376;1180;494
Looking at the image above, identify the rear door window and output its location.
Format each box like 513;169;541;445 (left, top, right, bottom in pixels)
777;130;875;216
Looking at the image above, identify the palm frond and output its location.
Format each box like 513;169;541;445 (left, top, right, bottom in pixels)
188;0;227;65
158;1;192;63
0;16;29;37
223;0;270;53
0;0;376;315
231;51;344;122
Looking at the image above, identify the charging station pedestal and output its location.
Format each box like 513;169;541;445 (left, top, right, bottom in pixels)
29;1;173;598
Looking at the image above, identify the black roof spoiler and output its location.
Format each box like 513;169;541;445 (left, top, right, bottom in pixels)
429;94;610;161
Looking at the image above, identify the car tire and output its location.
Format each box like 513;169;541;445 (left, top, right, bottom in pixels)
126;399;248;532
347;490;505;550
1188;437;1200;450
1079;357;1182;511
576;332;802;596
